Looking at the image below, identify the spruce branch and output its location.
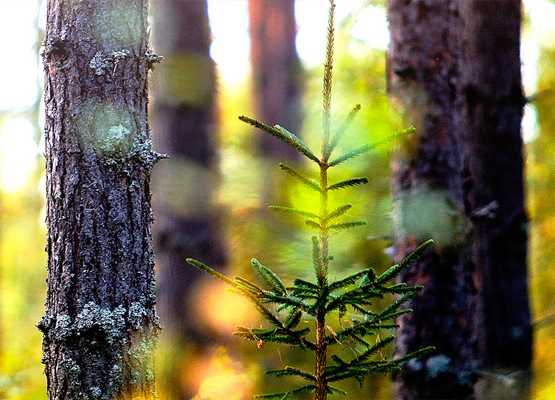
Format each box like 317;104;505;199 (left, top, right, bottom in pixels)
293;278;319;290
186;258;235;286
377;292;421;321
327;177;369;191
328;144;373;167
328;126;415;167
356;335;396;361
279;163;322;191
328;269;371;293
328;221;367;231
254;385;317;400
324;104;361;161
269;206;319;220
376;239;434;284
239;116;320;163
289;287;319;299
312;236;327;287
326;204;353;221
252;258;288;295
186;1;434;398
234;276;265;296
285;308;303;329
233;287;285;328
265;366;317;382
322;0;336;154
306;220;323;230
394;346;437;364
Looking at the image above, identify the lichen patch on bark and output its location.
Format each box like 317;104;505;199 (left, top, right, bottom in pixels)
74;99;138;159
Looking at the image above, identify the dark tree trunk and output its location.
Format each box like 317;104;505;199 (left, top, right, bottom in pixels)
387;1;476;398
460;0;532;374
388;0;532;398
150;1;225;398
39;1;161;398
248;0;302;159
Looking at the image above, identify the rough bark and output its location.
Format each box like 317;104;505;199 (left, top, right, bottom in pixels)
248;0;302;159
460;0;532;372
39;1;161;399
387;1;476;398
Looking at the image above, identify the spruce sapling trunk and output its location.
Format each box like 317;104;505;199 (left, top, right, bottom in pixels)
187;1;435;399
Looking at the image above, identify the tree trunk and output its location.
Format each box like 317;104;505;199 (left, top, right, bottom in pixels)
39;1;161;398
460;0;532;378
388;0;532;398
151;0;224;339
387;1;476;398
150;1;225;398
248;0;302;159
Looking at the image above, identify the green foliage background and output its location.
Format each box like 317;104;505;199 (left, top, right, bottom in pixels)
1;1;555;399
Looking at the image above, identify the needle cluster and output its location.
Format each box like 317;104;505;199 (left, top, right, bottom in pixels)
186;1;434;399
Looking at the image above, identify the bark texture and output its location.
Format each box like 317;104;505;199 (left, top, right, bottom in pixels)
387;1;476;398
387;0;532;398
248;0;302;159
39;1;161;399
460;0;532;371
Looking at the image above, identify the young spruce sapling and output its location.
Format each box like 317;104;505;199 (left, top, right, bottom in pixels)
187;1;435;399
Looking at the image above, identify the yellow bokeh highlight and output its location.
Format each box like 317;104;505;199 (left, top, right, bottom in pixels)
192;278;259;335
191;347;258;400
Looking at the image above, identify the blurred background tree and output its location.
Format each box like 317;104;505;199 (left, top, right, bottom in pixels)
248;0;302;160
388;1;532;399
460;3;532;399
150;1;226;398
387;0;476;398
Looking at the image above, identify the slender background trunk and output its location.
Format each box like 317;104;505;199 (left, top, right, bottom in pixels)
460;0;532;380
150;0;225;398
39;1;161;398
151;0;223;342
248;0;302;159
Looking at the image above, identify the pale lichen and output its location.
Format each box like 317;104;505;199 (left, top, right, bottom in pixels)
86;2;143;48
60;357;82;393
128;302;148;330
41;301;158;399
127;331;157;387
90;386;102;399
73;99;139;159
52;314;73;341
89;50;130;76
146;48;163;70
74;302;126;345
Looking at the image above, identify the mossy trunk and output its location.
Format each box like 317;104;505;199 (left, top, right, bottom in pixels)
387;0;477;398
248;0;302;159
39;1;161;399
